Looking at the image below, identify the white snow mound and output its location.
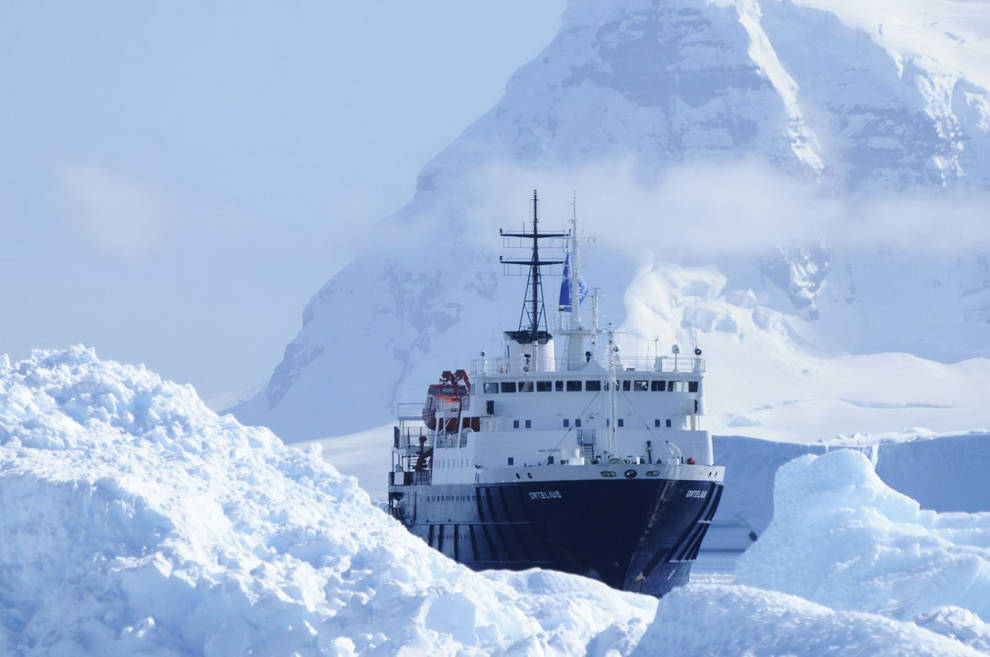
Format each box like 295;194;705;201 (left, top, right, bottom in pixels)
737;449;990;624
631;584;986;657
0;346;655;657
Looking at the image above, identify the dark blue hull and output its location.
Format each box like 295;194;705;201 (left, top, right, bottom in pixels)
389;477;723;597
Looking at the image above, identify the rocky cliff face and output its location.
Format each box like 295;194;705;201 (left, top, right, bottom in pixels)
232;0;990;441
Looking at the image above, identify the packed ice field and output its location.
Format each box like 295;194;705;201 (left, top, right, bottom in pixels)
3;347;990;656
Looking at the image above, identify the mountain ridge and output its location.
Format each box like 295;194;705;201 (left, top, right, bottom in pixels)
231;0;990;441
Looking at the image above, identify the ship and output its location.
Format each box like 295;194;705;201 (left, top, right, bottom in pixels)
387;191;725;597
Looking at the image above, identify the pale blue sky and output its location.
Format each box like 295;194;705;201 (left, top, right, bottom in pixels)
0;1;565;398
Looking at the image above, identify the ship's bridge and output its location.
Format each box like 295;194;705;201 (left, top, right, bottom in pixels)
467;355;705;432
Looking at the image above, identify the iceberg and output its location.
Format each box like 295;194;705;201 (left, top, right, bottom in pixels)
737;448;990;623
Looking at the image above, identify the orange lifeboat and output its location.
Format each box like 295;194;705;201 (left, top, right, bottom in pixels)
422;370;470;431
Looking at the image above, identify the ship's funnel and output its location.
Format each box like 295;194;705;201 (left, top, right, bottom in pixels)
504;331;555;373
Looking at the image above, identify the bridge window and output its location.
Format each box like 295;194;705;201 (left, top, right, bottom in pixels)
566;380;582;392
537;381;552;392
670;381;688;392
513;420;520;428
585;380;601;391
500;382;517;393
574;419;582;428
689;381;699;393
525;419;532;428
555;380;564;391
507;457;514;466
617;419;625;428
634;380;648;391
651;380;665;392
518;381;534;392
562;418;570;428
666;419;672;428
484;382;499;394
622;380;631;391
654;419;661;427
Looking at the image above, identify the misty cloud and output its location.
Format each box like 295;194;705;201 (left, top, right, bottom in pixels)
459;157;990;258
58;164;165;259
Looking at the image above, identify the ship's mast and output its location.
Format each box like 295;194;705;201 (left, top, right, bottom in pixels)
590;288;601;356
560;195;591;369
500;191;566;345
568;194;582;330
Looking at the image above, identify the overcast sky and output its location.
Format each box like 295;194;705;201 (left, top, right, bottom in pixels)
0;1;565;399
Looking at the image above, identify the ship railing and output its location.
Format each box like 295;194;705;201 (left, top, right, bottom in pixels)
390;470;432;486
471;358;511;375
617;356;706;373
396;402;423;420
471;356;706;375
394;424;430;450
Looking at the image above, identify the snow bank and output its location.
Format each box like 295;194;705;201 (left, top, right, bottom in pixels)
736;449;990;624
0;347;655;656
631;584;985;657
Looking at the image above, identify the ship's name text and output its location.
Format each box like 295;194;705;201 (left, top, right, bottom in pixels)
529;490;563;500
684;490;708;499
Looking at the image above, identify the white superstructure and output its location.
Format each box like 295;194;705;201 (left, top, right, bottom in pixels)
391;191;716;488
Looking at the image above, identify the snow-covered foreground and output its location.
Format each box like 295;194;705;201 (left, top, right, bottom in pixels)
0;348;654;656
633;584;986;657
3;348;989;656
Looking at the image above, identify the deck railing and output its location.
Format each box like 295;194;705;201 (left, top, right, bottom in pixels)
396;402;423;420
471;356;705;376
391;470;432;486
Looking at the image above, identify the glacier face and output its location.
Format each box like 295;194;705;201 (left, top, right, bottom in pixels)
232;0;990;441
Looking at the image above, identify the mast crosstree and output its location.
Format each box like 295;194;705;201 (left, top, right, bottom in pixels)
500;190;567;344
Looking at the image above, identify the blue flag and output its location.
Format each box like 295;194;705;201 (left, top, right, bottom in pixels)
558;254;588;312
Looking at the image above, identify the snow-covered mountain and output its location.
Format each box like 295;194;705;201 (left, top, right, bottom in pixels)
231;0;990;441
